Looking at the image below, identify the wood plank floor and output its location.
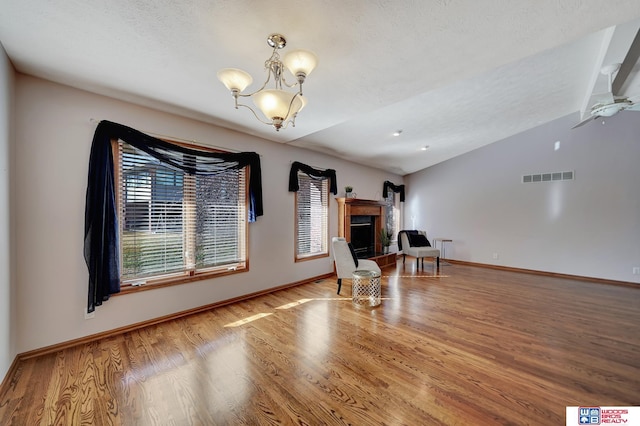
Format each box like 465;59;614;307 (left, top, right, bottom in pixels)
1;262;639;425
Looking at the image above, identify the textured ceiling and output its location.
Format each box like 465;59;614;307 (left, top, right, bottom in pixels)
2;1;640;175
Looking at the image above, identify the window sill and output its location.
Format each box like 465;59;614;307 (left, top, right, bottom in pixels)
295;253;329;263
115;265;248;296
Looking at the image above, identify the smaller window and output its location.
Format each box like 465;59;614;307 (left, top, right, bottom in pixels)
295;172;329;261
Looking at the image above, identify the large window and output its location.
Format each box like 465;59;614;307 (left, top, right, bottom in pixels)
116;140;247;286
295;171;329;261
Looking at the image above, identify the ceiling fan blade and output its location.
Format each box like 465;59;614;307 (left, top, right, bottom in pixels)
591;91;615;105
612;28;640;95
572;115;597;129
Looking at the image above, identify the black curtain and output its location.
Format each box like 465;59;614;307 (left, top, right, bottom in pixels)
288;161;337;195
382;180;405;202
84;120;263;313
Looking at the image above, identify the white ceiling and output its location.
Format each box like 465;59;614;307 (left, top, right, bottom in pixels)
2;1;640;175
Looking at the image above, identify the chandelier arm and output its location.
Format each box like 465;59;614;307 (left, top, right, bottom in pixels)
286;92;299;116
281;77;300;90
278;92;303;129
236;71;273;98
235;103;276;126
279;114;297;130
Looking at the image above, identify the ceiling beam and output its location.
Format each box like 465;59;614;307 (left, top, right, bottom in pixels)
578;27;614;120
612;28;640;95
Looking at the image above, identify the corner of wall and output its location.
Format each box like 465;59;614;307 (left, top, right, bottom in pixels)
0;40;16;384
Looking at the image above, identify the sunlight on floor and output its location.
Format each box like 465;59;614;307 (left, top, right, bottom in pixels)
220;267;451;328
223;312;273;327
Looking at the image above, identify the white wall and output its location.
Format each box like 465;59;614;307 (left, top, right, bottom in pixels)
13;74;403;353
0;43;15;383
405;112;640;284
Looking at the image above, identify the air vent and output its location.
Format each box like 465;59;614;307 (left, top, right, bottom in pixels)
522;170;574;184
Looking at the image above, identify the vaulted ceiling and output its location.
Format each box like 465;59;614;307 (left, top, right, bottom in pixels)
2;1;640;175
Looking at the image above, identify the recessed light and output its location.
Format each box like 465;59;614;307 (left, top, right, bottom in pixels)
393;130;402;136
420;145;429;151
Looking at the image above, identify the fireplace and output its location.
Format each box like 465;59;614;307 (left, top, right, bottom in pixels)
336;198;396;269
350;215;375;258
336;198;385;256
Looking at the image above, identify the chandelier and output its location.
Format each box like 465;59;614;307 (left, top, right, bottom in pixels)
217;34;318;131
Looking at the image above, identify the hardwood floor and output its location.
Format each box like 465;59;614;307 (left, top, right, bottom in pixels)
1;262;639;425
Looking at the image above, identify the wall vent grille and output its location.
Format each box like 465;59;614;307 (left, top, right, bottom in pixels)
522;170;574;183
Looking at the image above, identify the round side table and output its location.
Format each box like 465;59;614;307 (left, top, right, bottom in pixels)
434;238;453;265
352;270;381;307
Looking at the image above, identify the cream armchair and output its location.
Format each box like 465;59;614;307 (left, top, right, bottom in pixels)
332;237;381;294
399;230;440;269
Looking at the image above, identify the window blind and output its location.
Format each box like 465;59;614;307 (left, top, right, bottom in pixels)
296;171;328;259
118;141;246;282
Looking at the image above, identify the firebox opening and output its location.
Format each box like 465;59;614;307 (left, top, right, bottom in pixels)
350;215;375;258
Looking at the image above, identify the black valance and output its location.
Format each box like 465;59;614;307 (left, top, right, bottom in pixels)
288;161;337;195
383;180;405;202
83;120;263;312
